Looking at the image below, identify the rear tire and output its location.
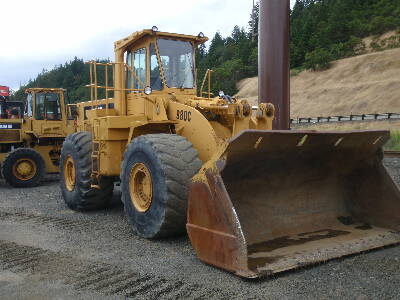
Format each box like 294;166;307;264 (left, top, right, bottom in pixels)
2;148;45;187
60;132;114;211
121;134;202;238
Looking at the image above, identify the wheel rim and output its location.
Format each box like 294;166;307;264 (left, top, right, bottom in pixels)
64;155;76;192
129;163;153;213
12;158;37;181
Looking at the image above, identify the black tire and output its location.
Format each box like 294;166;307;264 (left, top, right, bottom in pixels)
60;132;114;211
121;134;202;239
2;148;45;188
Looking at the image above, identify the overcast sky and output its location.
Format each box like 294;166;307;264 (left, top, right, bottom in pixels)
0;0;295;90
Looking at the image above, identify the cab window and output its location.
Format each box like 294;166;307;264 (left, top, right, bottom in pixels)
0;101;6;118
126;48;147;91
150;43;162;90
35;93;45;119
26;93;33;117
35;92;62;120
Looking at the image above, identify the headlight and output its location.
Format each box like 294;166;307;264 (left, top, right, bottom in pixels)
144;86;152;95
198;32;205;38
152;26;159;33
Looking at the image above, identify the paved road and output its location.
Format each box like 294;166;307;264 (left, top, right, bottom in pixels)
0;158;399;299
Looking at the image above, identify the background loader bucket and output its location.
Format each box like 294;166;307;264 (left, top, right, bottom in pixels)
187;130;400;278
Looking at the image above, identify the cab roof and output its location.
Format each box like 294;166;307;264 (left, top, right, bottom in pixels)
114;29;208;52
25;88;66;93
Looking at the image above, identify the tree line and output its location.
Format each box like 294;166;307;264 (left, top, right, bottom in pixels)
14;0;400;101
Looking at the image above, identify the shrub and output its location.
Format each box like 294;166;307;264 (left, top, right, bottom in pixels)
346;36;364;56
304;48;332;71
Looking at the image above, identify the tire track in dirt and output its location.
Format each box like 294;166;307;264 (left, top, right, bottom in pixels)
0;240;230;299
0;210;105;232
0;209;136;241
0;211;89;230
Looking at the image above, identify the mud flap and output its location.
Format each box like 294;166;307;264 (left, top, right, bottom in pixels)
187;130;400;278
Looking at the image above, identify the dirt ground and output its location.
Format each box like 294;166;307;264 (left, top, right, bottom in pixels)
0;158;400;299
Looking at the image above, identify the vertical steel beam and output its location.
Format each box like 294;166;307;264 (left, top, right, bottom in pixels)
258;0;290;130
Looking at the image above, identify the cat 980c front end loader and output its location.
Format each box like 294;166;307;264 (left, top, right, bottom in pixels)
60;0;400;278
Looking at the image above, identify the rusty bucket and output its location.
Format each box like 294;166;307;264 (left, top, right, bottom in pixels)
187;130;400;278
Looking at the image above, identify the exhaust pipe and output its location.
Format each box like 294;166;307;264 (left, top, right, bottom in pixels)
258;0;290;130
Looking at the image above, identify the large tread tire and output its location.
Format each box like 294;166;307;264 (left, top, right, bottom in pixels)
2;148;45;188
121;134;202;239
60;132;114;211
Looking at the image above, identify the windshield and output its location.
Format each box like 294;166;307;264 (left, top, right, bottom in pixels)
35;92;62;120
0;100;24;119
157;39;195;89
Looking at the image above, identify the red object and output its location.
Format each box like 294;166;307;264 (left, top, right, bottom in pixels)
0;86;10;97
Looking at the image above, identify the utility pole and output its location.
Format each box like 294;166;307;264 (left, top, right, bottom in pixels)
258;0;290;130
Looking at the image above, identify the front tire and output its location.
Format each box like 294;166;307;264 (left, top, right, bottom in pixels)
60;132;114;211
121;134;202;239
2;148;45;188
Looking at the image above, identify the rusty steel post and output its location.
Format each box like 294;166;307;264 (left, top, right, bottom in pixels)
258;0;290;130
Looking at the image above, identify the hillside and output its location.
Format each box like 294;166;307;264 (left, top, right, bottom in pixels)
236;47;400;118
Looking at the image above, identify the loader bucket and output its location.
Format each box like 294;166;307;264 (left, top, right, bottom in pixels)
187;130;400;278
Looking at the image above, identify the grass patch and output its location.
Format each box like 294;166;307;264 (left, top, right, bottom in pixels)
290;67;305;77
384;131;400;150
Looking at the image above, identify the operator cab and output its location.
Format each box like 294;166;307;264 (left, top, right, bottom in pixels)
121;29;208;94
0;96;25;119
26;89;65;121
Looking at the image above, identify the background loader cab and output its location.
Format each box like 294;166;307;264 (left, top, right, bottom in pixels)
26;88;68;136
0;88;75;187
0;97;24;119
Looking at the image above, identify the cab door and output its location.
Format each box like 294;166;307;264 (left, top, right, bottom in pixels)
126;46;148;116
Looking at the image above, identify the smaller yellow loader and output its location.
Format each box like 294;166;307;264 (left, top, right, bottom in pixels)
0;88;75;187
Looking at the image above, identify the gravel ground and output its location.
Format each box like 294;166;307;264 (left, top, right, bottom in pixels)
0;158;399;299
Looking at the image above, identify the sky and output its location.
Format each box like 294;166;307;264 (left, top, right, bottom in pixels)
0;0;296;90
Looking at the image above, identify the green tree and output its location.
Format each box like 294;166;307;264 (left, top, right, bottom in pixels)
305;48;332;71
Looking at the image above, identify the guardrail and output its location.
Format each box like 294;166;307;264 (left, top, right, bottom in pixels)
291;113;400;124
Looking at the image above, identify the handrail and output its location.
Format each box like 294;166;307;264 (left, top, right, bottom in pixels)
199;69;213;99
85;61;146;106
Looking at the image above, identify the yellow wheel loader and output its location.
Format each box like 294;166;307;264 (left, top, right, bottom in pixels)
0;88;75;187
60;0;400;278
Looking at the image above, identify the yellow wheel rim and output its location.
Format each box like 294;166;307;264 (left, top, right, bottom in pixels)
64;155;76;192
12;158;37;181
129;163;153;213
